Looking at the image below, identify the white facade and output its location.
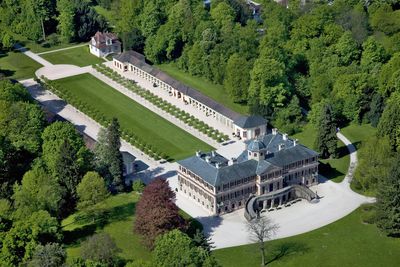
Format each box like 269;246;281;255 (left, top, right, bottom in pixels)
234;124;267;141
112;58;236;130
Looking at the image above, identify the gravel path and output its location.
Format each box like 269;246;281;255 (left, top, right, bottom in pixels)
90;69;221;148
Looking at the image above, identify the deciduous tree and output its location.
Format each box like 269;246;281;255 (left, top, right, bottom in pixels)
134;178;185;248
28;243;66;267
246;217;279;267
13;166;63;219
77;171;109;210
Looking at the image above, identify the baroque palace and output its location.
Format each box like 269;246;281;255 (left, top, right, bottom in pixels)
112;50;319;216
177;127;319;215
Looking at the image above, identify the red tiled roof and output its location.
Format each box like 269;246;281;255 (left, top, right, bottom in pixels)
92;31;121;49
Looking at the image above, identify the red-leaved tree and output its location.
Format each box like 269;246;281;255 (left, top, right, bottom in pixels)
134;178;185;248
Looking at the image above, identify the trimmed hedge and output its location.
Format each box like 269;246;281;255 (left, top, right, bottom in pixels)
94;64;229;143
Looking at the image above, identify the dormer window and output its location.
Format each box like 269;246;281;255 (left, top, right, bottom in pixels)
106;38;112;45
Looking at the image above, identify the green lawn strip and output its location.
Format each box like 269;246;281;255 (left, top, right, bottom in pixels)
62;193;203;263
62;193;151;263
292;124;349;183
340;123;377;150
214;206;400;267
93;64;230;143
55;74;212;160
0;50;42;80
41;46;104;67
157;63;249;115
12;32;84;53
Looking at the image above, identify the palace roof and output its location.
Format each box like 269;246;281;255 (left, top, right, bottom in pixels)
178;132;319;187
113;51;242;121
233;115;267;129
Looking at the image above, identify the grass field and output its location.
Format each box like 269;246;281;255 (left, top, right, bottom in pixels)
340;123;377;150
157;63;249;115
0;50;42;80
41;46;105;67
62;193;150;262
56;74;212;160
292;124;349;183
62;193;201;264
292;123;377;183
213;206;400;267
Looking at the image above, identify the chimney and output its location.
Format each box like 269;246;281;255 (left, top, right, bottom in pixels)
283;133;288;140
205;156;211;163
196;150;201;157
216;162;221;168
228;157;237;166
294;139;298;146
211;151;216;157
272;128;278;135
278;144;285;151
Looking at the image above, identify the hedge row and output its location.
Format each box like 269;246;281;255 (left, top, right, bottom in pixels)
93;64;230;143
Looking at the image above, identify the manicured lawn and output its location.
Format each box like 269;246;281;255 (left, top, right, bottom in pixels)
56;74;212;160
62;193;151;263
41;46;105;67
62;192;202;264
0;50;42;80
340;123;377;150
157;63;249;115
12;32;84;53
214;207;400;267
292;124;349;183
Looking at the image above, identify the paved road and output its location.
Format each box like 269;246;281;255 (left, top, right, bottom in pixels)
14;44;53;67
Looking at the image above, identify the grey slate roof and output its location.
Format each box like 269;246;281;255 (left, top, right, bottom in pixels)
266;145;319;167
233;115;267;128
178;132;319;187
114;51;242;121
248;139;266;152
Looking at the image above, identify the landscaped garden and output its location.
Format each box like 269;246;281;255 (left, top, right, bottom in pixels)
93;64;230;143
41;73;213;161
41;45;105;67
214;206;400;267
157;63;249;115
292;123;376;183
0;50;42;80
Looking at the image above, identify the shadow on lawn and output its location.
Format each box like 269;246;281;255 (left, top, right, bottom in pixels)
0;69;15;77
63;202;136;245
266;241;310;265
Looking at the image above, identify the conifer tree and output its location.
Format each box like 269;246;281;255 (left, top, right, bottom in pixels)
94;118;124;192
314;104;337;159
377;155;400;237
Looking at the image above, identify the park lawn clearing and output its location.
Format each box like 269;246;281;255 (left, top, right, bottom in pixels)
56;73;212;160
62;192;202;263
340;123;377;150
292;124;349;183
157;63;249;115
213;206;400;267
0;50;42;80
41;45;105;67
62;193;151;262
